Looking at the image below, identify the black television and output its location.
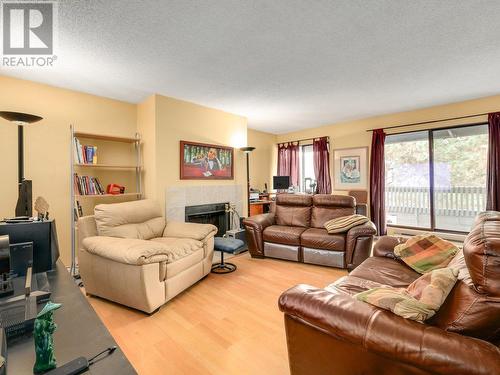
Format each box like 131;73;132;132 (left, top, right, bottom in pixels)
273;176;290;190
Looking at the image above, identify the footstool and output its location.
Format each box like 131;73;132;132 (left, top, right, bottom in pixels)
211;237;245;274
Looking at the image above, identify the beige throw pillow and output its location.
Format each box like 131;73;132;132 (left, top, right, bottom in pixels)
324;214;369;234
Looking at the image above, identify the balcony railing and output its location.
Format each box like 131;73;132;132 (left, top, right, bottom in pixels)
386;186;486;218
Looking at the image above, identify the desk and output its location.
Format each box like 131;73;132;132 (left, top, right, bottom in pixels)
7;261;136;374
249;201;272;216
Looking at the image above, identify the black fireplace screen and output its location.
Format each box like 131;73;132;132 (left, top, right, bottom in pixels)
185;202;229;237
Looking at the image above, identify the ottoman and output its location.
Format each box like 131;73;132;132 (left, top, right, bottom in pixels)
211;237;245;274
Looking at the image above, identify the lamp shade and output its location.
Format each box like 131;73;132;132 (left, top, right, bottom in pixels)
0;111;43;125
240;146;255;153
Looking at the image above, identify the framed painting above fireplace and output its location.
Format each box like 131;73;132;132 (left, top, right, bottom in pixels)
180;140;234;180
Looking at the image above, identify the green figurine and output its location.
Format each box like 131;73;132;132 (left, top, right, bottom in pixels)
33;301;62;374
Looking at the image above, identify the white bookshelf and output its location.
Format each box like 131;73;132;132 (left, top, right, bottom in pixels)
70;125;142;276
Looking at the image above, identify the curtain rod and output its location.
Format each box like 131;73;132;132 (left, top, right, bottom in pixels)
365;112;490;132
277;136;329;145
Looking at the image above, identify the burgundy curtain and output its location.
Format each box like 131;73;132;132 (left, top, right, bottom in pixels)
277;144;290;177
370;129;386;235
277;143;299;187
289;144;299;187
313;137;332;194
486;112;500;210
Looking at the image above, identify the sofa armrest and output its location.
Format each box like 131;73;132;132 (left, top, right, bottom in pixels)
82;236;180;265
279;284;500;375
373;235;406;258
243;213;275;257
163;221;217;242
77;215;97;246
345;221;376;269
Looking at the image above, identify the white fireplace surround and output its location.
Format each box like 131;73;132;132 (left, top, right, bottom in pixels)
165;185;244;223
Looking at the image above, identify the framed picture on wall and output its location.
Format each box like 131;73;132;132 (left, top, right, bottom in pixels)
180;140;234;180
333;147;368;190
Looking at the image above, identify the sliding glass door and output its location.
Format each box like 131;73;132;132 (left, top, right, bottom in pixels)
432;125;488;231
385;131;431;228
385;124;488;233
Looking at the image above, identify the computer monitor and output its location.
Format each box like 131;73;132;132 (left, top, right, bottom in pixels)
273;176;290;190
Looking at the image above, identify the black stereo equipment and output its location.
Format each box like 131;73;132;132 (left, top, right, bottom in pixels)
0;221;59;273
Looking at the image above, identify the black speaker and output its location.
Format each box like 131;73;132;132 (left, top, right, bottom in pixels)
15;180;32;217
9;241;33;277
0;221;57;273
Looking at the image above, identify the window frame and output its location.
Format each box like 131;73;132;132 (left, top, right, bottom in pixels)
385;122;488;235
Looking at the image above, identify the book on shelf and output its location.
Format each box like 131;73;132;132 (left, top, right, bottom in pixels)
73;200;84;220
74;137;97;164
76;200;83;216
73;173;106;195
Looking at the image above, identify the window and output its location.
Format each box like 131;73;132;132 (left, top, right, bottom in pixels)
385;124;488;233
300;144;315;192
385;131;431;228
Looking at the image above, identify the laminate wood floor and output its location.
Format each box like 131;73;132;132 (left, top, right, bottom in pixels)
87;253;347;375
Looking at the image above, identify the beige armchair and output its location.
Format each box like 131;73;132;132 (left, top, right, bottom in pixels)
78;199;217;314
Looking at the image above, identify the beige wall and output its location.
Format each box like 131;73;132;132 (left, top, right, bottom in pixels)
138;94;248;215
137;95;157;200
0;75;137;265
247;129;277;192
275;94;500;210
0;76;249;265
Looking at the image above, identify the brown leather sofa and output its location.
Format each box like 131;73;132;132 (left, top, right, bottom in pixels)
278;211;500;375
243;194;376;270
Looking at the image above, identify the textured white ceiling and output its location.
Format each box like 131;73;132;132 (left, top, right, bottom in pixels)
2;1;500;133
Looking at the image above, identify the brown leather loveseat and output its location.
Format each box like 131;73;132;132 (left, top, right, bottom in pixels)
278;211;500;375
243;194;376;270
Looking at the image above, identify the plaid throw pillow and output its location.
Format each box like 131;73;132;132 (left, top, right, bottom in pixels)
394;234;458;274
324;214;368;234
355;267;458;322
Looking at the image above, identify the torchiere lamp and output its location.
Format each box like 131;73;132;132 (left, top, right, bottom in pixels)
240;146;255;217
0;111;43;217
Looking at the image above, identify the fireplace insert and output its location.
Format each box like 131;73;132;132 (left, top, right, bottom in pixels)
185;203;229;237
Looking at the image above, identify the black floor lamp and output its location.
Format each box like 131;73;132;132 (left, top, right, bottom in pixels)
0;111;43;217
240;146;255;217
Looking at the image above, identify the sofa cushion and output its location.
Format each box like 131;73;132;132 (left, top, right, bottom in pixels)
463;211;500;296
263;225;307;246
311;194;355;228
165;247;204;279
427;213;500;343
349;257;420;288
94;199;166;240
275;194;312;227
428;277;500;342
325;275;385;296
300;228;345;251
